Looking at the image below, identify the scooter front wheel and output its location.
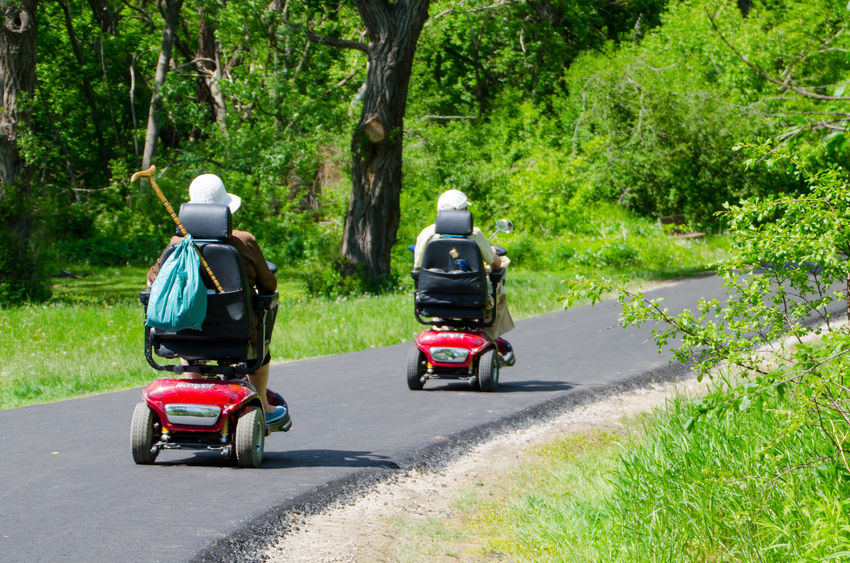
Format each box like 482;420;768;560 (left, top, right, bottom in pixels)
407;347;426;390
130;402;160;465
478;349;500;392
235;406;265;468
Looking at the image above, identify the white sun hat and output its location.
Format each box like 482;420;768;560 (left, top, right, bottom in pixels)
188;173;241;213
437;189;468;211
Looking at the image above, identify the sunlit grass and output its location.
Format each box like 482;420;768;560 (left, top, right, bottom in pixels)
0;301;151;406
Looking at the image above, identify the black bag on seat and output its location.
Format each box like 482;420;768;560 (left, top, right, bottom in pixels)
414;210;492;324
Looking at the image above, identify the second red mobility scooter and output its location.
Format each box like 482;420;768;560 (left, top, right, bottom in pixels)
131;203;290;468
407;210;514;392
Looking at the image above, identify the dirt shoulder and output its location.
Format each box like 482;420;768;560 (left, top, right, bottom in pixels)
261;376;710;562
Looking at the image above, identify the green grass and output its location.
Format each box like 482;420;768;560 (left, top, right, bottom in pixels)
1;227;726;409
394;388;850;561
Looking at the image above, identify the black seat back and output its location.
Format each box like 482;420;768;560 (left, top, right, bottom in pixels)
148;203;255;362
415;210;490;324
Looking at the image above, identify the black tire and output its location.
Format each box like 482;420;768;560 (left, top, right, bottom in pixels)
477;349;500;392
235;406;265;468
407;347;426;390
131;403;159;465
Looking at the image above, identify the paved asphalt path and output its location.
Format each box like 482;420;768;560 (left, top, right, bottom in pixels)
3;274;826;562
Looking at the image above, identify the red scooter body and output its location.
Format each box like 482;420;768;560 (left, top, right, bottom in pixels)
415;329;491;370
408;328;509;392
143;378;258;434
132;376;290;467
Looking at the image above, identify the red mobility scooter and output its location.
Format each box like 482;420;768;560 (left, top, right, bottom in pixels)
407;210;514;392
132;203;290;468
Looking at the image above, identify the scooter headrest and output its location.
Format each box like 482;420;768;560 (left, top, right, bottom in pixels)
435;210;473;236
177;203;232;241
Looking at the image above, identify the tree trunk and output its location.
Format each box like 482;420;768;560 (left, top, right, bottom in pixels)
142;0;182;169
58;0;109;178
340;0;430;288
0;0;49;302
0;0;38;186
195;5;226;125
86;0;118;35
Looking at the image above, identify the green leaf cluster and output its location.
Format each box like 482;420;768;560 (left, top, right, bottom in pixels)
569;149;850;473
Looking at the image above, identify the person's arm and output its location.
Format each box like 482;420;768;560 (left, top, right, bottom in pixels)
244;233;277;294
471;228;498;267
146;236;182;286
413;225;436;269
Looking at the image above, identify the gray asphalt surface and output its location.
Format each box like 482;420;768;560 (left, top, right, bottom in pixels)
0;275;783;562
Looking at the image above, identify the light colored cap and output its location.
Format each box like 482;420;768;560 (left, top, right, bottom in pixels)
188;174;241;213
437;189;468;211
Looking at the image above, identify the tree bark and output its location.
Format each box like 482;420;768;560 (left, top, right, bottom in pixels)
340;0;430;287
195;5;226;125
142;0;182;169
58;0;109;178
0;0;38;186
86;0;117;35
0;0;49;302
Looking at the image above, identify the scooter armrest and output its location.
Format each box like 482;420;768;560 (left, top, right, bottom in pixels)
489;268;505;285
253;292;279;311
411;269;420;284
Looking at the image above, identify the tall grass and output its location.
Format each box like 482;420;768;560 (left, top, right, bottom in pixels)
1;219;726;409
415;387;850;561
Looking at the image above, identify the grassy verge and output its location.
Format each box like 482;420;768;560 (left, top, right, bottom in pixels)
1;230;726;409
390;386;850;561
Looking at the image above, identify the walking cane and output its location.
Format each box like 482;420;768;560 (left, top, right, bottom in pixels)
131;165;225;294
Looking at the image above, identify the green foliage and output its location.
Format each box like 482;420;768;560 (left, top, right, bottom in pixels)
23;0;362;272
12;0;850;302
569;151;850;469
412;0;666;114
556;0;830;228
0;180;51;304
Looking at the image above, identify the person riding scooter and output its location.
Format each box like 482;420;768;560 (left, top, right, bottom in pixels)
146;173;287;428
412;189;515;361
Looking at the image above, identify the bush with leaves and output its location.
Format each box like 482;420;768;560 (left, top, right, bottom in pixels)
0;180;52;304
569;151;850;468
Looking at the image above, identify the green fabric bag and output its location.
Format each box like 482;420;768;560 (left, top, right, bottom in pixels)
145;235;208;331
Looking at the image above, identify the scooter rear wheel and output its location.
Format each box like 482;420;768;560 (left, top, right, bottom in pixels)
130;402;160;465
407;347;426;390
235;406;265;468
477;349;500;392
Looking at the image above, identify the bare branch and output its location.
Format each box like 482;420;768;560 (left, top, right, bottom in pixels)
426;0;520;27
418;114;477;120
306;30;368;53
707;10;850;101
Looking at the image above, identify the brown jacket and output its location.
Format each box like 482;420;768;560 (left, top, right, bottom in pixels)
147;229;277;294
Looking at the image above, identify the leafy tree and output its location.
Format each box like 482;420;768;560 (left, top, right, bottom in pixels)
0;0;50;303
411;0;666;116
570;152;850;468
565;0;850;475
0;0;38;183
142;0;183;169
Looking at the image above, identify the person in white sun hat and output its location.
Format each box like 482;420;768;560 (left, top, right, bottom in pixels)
188;173;242;213
146;173;287;427
413;189;515;352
